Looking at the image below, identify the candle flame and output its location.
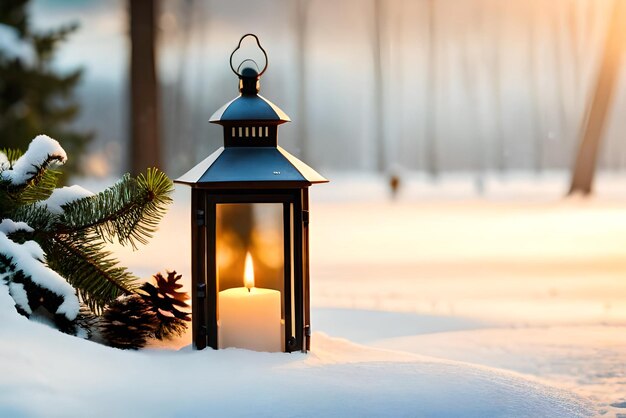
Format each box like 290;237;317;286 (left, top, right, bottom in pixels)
244;252;254;291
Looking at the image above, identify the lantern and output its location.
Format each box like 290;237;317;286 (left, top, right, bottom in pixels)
174;34;327;353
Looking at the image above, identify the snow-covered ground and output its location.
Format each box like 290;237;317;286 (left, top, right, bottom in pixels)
4;172;626;417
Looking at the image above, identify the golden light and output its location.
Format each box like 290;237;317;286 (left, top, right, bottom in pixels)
244;252;254;291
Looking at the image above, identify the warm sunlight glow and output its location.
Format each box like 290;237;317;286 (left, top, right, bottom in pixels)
244;252;254;291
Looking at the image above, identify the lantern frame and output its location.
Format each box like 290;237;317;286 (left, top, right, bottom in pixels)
190;186;311;352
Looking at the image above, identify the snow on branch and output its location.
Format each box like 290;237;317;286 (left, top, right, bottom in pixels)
0;219;34;235
0;135;67;185
37;185;94;215
0;230;79;320
0;151;9;171
8;282;30;315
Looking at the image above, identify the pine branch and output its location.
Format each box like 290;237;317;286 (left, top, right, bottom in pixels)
0;140;65;211
0;167;61;215
31;23;79;65
1;147;57;215
0;232;79;326
10;203;55;232
0;148;23;166
43;235;138;314
58;168;173;249
0;187;14;216
15;167;62;205
2;152;65;187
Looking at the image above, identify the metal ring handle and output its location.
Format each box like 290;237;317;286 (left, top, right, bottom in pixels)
236;59;260;75
229;33;268;77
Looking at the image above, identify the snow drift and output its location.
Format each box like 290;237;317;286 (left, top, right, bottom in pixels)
0;283;593;418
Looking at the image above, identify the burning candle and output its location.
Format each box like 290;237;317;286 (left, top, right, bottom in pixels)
218;252;282;352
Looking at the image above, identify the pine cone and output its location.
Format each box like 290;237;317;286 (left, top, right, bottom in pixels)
139;271;190;340
100;294;157;350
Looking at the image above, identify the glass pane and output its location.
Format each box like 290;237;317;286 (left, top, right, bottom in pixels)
216;203;284;352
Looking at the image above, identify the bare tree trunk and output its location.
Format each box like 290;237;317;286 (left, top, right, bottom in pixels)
490;0;505;174
528;1;544;174
566;0;581;141
391;0;405;170
568;0;626;196
129;0;161;175
551;4;568;169
424;0;438;177
295;0;309;161
373;0;386;173
463;0;484;194
174;0;194;168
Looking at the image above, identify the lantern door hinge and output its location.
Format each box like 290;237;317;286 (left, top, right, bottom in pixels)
197;283;206;298
302;210;309;227
196;209;205;226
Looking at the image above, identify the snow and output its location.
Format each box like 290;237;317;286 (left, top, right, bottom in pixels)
371;325;626;408
0;230;79;320
4;173;626;417
0;151;9;171
7;282;31;315
0;219;34;234
0;134;67;185
37;185;94;214
0;282;592;418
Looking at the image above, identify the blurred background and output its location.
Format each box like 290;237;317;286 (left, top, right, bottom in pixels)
3;0;626;196
3;0;626;411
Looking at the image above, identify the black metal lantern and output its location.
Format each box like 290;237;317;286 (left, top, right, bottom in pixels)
174;34;327;353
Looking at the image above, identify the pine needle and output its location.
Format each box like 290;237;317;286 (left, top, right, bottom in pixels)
58;168;174;249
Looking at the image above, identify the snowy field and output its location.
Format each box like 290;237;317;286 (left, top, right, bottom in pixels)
4;172;626;417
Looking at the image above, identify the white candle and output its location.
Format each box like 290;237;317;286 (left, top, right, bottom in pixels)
218;253;282;352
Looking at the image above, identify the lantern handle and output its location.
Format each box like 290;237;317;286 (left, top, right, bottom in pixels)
236;59;260;75
230;34;268;78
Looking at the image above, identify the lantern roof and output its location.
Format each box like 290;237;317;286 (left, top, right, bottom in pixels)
175;34;327;188
174;146;327;186
209;94;290;125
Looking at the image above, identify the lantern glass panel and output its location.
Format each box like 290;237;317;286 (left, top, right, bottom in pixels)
215;203;285;351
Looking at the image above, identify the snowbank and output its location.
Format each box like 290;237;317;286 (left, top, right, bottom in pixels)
0;284;593;418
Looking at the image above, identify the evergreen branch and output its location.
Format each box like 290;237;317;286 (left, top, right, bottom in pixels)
58;168;173;249
0;254;74;333
0;187;15;216
31;23;79;65
15;167;62;205
2;150;66;187
1;139;64;208
0;148;61;214
43;235;138;314
0;148;23;166
11;203;55;232
0;231;79;326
